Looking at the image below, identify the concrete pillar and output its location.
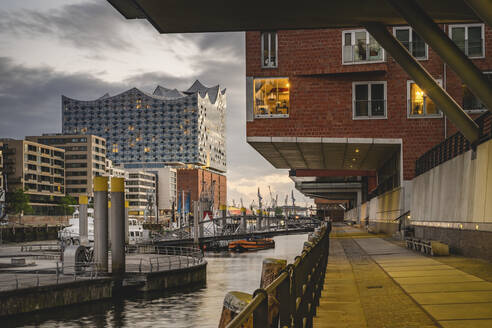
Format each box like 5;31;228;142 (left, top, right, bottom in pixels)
94;176;108;273
220;204;227;227
124;201;129;244
256;209;262;231
111;177;125;276
79;195;88;246
108;200;112;247
240;207;247;233
364;22;480;143
388;0;492;114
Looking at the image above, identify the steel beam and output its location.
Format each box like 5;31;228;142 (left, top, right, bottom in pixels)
464;0;492;28
388;0;492;114
364;22;480;143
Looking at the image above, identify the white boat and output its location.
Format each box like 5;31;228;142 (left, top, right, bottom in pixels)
59;210;146;245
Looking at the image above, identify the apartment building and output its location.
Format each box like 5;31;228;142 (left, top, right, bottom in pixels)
27;134;107;198
125;170;156;220
122;162;177;218
0;139;65;215
245;24;492;208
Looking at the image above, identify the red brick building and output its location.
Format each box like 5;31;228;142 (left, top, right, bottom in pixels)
177;167;227;210
245;24;492;207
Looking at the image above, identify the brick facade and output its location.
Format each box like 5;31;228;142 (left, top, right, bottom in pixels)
246;26;492;180
177;168;227;210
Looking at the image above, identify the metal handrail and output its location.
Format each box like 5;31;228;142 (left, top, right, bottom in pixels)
416;111;491;176
226;225;329;328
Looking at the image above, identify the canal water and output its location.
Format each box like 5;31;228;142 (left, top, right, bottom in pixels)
4;233;308;328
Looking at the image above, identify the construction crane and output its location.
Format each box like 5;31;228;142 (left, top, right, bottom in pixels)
291;190;296;217
257;187;263;210
240;198;244;209
268;186;274;210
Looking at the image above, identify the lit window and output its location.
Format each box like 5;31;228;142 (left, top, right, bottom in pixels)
449;24;484;58
261;32;277;68
462;72;492;112
112;144;119;153
144;147;150;153
352;82;386;119
407;80;442;117
394;27;427;59
253;78;289;118
128;125;134;131
343;30;384;64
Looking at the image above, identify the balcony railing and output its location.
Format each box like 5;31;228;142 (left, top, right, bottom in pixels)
415;111;492;176
343;43;384;64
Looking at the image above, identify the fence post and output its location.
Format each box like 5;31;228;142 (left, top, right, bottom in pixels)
252;289;269;328
278;268;293;327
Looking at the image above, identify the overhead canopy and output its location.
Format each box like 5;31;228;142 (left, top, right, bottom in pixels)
107;0;479;33
247;136;400;171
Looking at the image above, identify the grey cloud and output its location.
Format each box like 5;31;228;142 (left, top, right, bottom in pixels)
0;1;135;50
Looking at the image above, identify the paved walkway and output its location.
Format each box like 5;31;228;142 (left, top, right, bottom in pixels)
314;226;492;328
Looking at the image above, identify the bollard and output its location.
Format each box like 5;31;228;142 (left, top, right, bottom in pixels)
111;177;126;276
79;195;89;246
94;176;109;273
218;291;253;328
260;258;287;327
240;207;247;233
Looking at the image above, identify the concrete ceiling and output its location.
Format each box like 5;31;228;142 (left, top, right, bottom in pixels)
108;0;479;33
247;136;400;171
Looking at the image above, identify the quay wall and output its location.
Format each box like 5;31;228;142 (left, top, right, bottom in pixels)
0;262;207;317
411;139;492;261
344;186;408;235
136;261;207;292
0;225;63;242
0;278;112;317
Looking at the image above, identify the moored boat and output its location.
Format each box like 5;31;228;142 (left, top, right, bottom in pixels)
228;238;275;252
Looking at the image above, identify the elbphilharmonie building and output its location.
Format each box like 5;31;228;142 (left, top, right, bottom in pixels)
62;80;227;173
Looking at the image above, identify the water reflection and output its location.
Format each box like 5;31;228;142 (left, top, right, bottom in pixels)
3;234;308;328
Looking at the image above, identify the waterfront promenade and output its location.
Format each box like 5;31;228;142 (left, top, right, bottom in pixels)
314;225;492;328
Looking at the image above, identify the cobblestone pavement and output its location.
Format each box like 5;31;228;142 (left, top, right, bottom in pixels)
314;226;492;328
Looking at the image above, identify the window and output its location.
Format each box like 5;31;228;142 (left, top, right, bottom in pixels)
394;27;427;59
261;32;277;68
463;72;492;112
407;80;442;117
253;78;290;118
352;82;387;119
343;30;384;64
449;24;484;58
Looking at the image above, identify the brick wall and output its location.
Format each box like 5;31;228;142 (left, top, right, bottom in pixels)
246;26;492;180
177;168;227;209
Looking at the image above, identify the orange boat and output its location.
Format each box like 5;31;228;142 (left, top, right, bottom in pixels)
228;238;275;252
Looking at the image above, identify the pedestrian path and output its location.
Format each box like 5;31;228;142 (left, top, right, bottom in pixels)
313;226;492;328
356;238;492;328
313;238;367;328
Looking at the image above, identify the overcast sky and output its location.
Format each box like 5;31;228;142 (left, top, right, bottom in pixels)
0;0;313;208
